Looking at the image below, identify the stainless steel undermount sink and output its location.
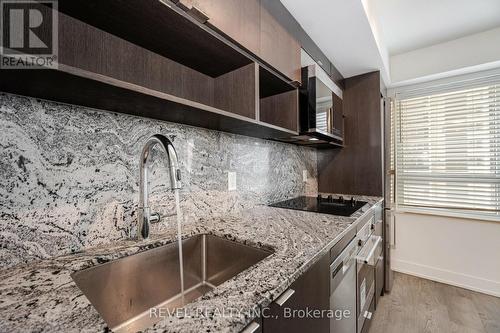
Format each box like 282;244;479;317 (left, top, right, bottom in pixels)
71;234;273;333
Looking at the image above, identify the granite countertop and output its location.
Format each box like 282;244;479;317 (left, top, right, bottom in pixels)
0;194;383;333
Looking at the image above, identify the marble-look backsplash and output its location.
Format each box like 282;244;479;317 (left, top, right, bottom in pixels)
0;93;317;268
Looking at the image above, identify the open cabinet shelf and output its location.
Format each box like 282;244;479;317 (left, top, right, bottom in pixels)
1;1;303;142
0;65;294;139
258;66;299;133
56;0;252;78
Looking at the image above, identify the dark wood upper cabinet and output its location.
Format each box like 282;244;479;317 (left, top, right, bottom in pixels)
259;89;298;132
260;2;301;83
179;0;301;84
57;0;253;78
318;71;383;196
1;0;307;145
178;0;261;55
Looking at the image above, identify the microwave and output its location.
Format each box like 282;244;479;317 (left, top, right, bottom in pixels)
299;64;344;144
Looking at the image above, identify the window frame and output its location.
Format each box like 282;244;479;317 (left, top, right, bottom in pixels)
389;68;500;222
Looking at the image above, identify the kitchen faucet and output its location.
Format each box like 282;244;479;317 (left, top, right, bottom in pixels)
138;134;181;239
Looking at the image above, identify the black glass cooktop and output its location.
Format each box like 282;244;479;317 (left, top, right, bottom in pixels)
269;195;367;217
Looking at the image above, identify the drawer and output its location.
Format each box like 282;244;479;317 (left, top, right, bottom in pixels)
357;235;382;267
356;211;375;235
357;216;375;245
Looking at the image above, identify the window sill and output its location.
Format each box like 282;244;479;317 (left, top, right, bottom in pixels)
394;206;500;223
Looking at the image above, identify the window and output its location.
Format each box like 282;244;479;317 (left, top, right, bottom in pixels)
393;75;500;220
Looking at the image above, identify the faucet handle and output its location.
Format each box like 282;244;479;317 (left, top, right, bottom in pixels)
149;212;161;224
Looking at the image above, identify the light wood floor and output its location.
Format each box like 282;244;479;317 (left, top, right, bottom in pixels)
369;272;500;333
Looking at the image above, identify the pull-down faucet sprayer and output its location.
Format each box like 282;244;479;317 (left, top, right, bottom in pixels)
137;134;181;239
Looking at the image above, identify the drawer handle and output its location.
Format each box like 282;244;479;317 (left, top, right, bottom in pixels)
358;236;382;265
275;289;295;307
364;311;373;320
188;6;209;23
241;321;260;333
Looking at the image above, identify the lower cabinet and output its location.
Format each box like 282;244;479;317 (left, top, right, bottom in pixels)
260;203;385;333
177;0;261;56
262;254;330;333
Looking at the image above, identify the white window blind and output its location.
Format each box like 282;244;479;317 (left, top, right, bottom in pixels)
394;76;500;220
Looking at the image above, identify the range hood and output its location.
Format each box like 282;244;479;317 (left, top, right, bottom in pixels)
297;63;344;147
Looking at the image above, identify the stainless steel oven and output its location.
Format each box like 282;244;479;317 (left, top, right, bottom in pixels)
356;220;382;333
330;237;358;333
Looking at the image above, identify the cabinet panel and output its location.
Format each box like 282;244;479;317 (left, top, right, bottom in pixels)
263;254;329;333
332;93;344;137
259;90;298;132
179;0;261;55
214;63;258;119
318;71;382;196
180;0;300;82
260;2;301;83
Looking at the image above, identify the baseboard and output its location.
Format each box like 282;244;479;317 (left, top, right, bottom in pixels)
392;259;500;298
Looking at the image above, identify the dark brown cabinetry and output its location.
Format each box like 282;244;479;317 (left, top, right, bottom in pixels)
179;0;301;84
260;1;301;83
0;0;303;142
178;0;261;55
259;90;298;132
262;254;330;333
318;71;383;195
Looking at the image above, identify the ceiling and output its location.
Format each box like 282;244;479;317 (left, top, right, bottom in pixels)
369;0;500;55
280;0;391;84
281;0;500;87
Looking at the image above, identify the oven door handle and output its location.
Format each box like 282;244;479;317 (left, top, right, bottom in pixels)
357;236;382;266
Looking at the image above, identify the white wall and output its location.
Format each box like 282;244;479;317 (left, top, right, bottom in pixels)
391;212;500;297
390;27;500;86
281;0;391;85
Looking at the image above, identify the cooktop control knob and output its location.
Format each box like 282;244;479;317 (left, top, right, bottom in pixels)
327;195;333;202
317;194;322;201
350;197;356;207
338;196;344;203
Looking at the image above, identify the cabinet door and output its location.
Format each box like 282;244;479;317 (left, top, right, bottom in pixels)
178;0;261;55
332;93;344;138
260;2;301;83
262;254;329;333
